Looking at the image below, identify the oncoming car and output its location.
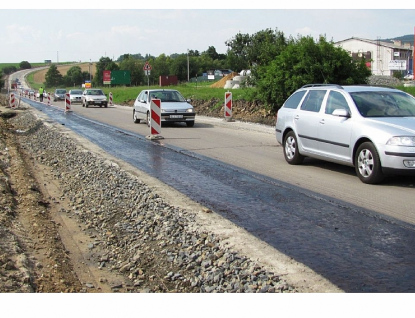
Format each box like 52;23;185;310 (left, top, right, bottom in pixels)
82;89;108;108
53;89;66;101
133;89;196;127
275;84;415;184
69;89;83;104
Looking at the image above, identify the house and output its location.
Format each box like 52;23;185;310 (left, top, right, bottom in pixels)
335;37;413;76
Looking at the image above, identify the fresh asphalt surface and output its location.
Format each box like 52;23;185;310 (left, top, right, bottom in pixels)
22;97;415;292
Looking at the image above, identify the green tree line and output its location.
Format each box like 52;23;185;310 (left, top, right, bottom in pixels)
42;28;371;111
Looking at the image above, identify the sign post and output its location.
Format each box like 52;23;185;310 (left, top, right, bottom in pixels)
143;61;152;87
224;91;234;122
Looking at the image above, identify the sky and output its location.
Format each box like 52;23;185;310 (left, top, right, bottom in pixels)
1;2;415;63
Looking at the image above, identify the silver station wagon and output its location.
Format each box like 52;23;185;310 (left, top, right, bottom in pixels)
275;84;415;184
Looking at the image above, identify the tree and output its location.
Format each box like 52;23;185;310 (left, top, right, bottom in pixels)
19;61;31;69
2;66;17;75
153;54;172;78
44;64;63;88
204;46;220;60
225;29;288;73
254;35;372;110
248;29;287;66
169;54;188;81
225;32;251;71
119;55;145;86
93;57;119;86
62;66;84;87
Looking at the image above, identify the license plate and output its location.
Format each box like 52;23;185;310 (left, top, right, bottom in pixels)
170;115;183;119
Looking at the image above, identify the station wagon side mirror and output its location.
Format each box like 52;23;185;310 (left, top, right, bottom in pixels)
332;109;350;118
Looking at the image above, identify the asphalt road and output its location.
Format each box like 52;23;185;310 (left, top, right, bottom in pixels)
47;99;415;226
11;70;414;226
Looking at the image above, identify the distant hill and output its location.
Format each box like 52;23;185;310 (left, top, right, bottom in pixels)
379;34;413;46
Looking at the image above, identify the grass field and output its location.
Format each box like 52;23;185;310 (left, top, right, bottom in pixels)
25;64;253;105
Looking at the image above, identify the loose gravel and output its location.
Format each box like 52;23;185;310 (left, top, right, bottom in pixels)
10;108;297;293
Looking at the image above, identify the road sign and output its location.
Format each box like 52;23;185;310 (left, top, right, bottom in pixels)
143;62;152;71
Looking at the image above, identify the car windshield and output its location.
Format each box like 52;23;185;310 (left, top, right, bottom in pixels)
56;90;66;94
351;91;415;117
148;90;186;102
71;90;82;94
87;90;104;95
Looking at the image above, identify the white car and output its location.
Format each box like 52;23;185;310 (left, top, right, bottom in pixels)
133;89;196;127
275;84;415;184
69;89;83;104
82;89;108;108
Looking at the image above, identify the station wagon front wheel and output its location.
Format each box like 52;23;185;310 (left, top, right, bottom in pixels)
355;142;384;184
283;131;304;165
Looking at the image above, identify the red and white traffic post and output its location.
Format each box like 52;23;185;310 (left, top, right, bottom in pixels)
109;92;113;106
146;98;164;140
64;93;72;113
10;93;16;109
224;91;234;122
47;93;51;106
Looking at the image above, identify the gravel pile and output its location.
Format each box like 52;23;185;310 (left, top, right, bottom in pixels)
367;75;403;87
12;110;296;293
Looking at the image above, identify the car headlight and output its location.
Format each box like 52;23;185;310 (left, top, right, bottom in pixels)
186;108;194;113
386;136;415;146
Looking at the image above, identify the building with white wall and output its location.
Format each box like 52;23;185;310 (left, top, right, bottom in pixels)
335;37;413;76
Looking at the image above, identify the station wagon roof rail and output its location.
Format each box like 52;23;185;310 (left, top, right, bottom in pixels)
301;84;343;89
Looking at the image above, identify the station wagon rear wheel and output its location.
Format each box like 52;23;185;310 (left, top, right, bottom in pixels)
283;131;304;165
355;142;384;184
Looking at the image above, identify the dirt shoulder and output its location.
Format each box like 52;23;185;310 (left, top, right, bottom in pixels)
0;108;84;292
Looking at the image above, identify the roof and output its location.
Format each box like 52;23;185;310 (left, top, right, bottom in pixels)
335;37;412;51
299;84;400;93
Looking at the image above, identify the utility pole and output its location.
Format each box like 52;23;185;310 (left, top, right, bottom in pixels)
187;49;190;82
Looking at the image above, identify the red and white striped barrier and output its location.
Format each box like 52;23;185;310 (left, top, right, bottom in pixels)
109;92;113;106
47;93;51;106
10;93;16;109
65;93;72;113
224;91;233;121
146;99;164;140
